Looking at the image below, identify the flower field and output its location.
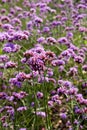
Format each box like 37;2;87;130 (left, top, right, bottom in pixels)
0;0;87;130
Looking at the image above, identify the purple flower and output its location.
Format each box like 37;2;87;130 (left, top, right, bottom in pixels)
57;87;66;95
3;42;21;53
82;82;87;88
6;96;14;102
47;78;56;84
58;65;64;72
27;21;33;30
9;78;22;87
66;32;73;39
11;18;21;25
65;26;74;31
48;100;53;107
46;37;57;44
5;61;17;68
16;72;26;81
36;111;46;118
79;27;86;32
2;24;14;30
51;20;61;26
51;59;65;66
42;26;50;33
47;68;53;77
37;37;46;44
37;91;43;99
21;58;27;64
28;57;45;71
68;67;78;76
58;37;68;44
77;4;87;9
1;16;10;22
63;81;72;88
1;9;6;14
17;106;27;112
67;87;78;95
0;92;8;99
74;56;84;63
74;106;82;114
60;113;67;119
74;119;79;125
12;91;28;99
3;122;8;128
0;55;9;63
38;76;45;83
57;60;65;66
82;65;87;71
31;102;35;107
51;94;59;102
61;50;71;58
34;16;43;23
0;32;7;42
5;106;14;117
19;128;26;130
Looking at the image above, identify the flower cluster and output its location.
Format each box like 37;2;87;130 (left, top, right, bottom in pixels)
0;0;87;130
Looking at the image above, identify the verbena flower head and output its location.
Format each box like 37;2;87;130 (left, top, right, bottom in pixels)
12;91;28;99
60;112;67;119
37;37;46;44
37;91;43;99
58;37;68;44
5;61;17;68
19;128;26;130
17;106;27;112
0;55;9;63
42;26;50;33
3;42;21;53
36;111;46;118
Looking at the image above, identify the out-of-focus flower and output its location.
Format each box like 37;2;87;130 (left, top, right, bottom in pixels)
46;37;57;44
3;42;21;53
0;55;9;63
43;26;50;33
37;91;43;99
5;61;17;68
19;128;26;130
36;111;46;118
60;112;67;119
12;91;28;99
17;106;27;112
74;56;84;63
58;37;68;44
